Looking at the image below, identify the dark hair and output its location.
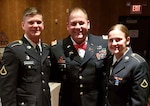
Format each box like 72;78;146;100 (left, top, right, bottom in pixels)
22;7;42;21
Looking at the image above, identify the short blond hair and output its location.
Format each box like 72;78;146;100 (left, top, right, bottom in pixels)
22;7;42;21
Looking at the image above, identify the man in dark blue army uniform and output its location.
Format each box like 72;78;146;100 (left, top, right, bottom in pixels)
0;7;51;106
50;7;109;106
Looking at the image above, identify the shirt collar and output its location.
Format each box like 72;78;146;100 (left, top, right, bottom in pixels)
113;47;130;65
24;34;41;48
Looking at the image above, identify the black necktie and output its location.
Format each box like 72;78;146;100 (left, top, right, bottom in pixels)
110;61;118;75
112;61;118;69
36;45;41;55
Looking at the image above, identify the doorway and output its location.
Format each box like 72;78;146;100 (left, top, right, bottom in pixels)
119;16;150;62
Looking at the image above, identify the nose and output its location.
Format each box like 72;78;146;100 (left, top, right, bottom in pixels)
33;22;38;27
75;23;81;29
112;40;117;45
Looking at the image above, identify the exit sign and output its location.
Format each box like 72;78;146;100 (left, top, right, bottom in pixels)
130;5;142;14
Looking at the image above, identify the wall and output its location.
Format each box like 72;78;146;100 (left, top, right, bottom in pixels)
0;0;150;44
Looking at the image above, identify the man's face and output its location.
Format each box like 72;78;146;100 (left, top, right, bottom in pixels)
22;14;44;39
67;10;90;44
108;29;130;58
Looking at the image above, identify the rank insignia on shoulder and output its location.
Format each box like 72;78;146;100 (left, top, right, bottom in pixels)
11;40;23;47
0;65;7;76
140;79;148;88
51;40;57;46
43;43;49;47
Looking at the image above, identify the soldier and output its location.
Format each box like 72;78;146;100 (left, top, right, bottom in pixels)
103;24;149;106
0;7;51;106
50;7;109;106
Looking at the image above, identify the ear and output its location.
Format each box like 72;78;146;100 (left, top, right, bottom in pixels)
66;22;69;31
126;37;130;45
41;21;44;30
87;20;90;29
21;21;25;30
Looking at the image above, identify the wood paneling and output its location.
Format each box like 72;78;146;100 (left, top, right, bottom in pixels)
0;0;150;44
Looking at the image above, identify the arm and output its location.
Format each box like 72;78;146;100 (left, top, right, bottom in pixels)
0;46;19;106
131;62;149;106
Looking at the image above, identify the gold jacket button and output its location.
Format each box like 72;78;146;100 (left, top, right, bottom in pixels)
79;76;83;79
80;92;83;95
80;84;83;88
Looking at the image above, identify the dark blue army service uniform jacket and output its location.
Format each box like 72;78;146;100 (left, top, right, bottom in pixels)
0;36;51;106
50;34;108;106
103;48;149;106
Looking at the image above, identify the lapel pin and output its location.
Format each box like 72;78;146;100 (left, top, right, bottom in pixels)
27;45;31;49
69;51;74;56
125;56;129;60
58;56;66;64
88;47;93;52
26;55;30;60
67;45;71;48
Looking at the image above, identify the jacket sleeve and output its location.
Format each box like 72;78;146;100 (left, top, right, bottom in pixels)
131;61;149;106
0;46;19;106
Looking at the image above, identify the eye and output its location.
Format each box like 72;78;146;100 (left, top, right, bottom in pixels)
36;21;42;24
70;21;85;26
108;38;122;43
108;39;113;43
28;21;43;25
115;38;122;42
71;22;77;26
28;21;34;25
79;21;84;25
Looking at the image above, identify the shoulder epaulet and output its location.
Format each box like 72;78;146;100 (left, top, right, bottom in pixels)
51;40;57;46
10;40;23;47
102;35;108;40
131;53;146;63
43;43;49;47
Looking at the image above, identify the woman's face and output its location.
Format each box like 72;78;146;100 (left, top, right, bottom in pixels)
108;29;130;59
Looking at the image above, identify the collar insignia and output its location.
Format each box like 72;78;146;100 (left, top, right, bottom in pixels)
27;45;31;49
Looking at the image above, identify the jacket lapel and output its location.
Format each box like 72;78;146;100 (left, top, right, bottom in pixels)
112;59;125;74
112;48;133;74
41;44;50;63
81;42;95;65
22;36;42;62
63;36;82;64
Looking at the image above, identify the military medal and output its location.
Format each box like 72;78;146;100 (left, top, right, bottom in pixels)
58;56;66;71
114;77;123;86
115;79;119;86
